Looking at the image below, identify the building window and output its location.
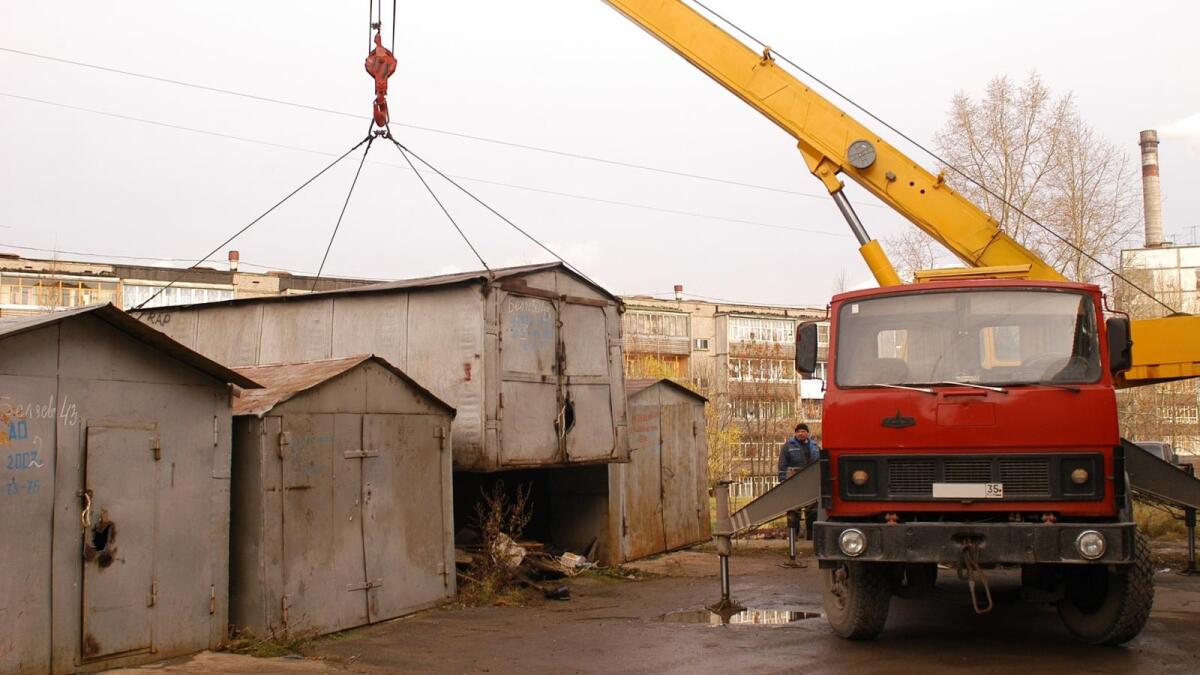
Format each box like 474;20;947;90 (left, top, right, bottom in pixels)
0;274;119;310
817;322;830;347
693;337;710;350
877;329;908;359
733;400;796;420
1168;405;1199;424
624;310;689;338
729;357;796;383
806;361;827;381
729;317;795;344
121;284;234;309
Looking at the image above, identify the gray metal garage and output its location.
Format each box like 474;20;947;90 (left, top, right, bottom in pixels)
137;262;629;472
617;378;710;561
0;304;256;674
453;378;710;565
227;355;456;637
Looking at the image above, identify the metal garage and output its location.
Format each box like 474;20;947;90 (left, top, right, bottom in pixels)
0;304;256;674
453;379;710;565
227;355;456;637
137;262;629;472
617;378;710;562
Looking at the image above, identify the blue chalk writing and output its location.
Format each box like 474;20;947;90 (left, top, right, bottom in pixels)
7;420;27;441
5;449;44;470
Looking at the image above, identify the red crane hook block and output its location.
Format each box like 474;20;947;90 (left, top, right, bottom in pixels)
364;32;397;127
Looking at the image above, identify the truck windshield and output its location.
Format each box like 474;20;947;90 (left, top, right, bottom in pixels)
835;290;1102;388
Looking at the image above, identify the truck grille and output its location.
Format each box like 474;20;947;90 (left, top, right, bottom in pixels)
998;458;1051;498
860;455;1076;501
888;461;936;498
943;459;993;483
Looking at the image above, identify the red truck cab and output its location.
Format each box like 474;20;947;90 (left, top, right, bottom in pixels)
795;278;1149;644
823;279;1121;520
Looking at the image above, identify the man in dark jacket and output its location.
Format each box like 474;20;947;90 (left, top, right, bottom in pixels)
778;423;820;481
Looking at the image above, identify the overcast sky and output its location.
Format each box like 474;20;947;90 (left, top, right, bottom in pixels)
2;1;1197;305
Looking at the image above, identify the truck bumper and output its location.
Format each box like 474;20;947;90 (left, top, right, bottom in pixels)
814;521;1135;565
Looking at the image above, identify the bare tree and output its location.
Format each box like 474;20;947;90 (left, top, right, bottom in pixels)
625;354;744;486
883;229;946;282
832;269;849;294
934;73;1138;284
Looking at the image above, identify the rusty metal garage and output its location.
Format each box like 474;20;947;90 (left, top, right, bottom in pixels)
617;378;710;561
0;304;256;674
227;355;456;637
137;262;629;472
453;379;709;565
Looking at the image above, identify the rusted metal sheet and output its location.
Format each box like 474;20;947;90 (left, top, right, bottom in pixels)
612;380;709;563
234;355;453;418
1;306;239;674
623;402;668;560
136;263;629;472
661;402;699;549
229;358;455;638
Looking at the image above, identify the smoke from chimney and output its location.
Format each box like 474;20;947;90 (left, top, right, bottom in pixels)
1139;130;1165;248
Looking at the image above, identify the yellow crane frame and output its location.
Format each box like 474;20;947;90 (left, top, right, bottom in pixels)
604;0;1200;385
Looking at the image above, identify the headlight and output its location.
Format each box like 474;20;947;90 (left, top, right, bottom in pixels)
1075;530;1106;560
1070;468;1089;485
851;470;870;486
839;528;867;557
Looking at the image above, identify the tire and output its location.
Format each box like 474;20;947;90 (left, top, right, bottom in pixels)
822;561;893;639
1056;531;1154;645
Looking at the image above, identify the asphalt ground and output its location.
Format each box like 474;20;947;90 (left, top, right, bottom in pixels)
123;540;1200;674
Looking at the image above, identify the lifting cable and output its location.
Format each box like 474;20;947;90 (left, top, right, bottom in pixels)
128;134;372;313
311;134;376;289
690;0;1178;315
391;134;490;272
136;4;610;301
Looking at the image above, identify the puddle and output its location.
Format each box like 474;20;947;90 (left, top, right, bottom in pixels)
660;607;822;626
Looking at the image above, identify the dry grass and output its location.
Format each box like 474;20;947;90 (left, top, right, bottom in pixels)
1135;499;1188;542
223;628;318;658
457;481;534;606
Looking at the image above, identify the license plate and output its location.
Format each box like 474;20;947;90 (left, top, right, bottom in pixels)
932;483;1004;499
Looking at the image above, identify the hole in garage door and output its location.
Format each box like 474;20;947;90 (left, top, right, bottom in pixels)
453;467;610;558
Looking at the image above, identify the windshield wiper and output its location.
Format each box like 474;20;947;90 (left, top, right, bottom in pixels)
934;380;1008;394
1007;381;1081;393
862;383;937;395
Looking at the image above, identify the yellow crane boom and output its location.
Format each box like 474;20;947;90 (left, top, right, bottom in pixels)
602;0;1200;385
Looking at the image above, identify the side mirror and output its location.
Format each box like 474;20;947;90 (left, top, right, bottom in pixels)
1106;316;1132;373
795;322;819;375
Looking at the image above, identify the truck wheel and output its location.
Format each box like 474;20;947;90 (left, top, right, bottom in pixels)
822;561;892;639
1056;532;1154;645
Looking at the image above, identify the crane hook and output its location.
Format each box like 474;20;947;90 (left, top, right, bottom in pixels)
364;29;397;128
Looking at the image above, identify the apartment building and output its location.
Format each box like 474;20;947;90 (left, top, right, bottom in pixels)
0;250;377;316
621;290;827;497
